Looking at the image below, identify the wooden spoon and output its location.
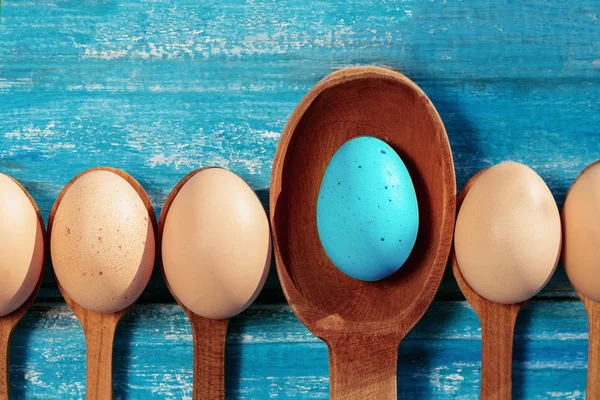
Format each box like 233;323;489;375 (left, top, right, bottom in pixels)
0;177;45;400
270;66;456;399
48;167;156;400
157;167;271;400
451;168;526;400
452;163;561;400
580;296;600;399
561;160;600;399
157;167;229;400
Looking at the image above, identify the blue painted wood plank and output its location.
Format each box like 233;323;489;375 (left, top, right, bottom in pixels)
0;0;598;214
7;301;590;399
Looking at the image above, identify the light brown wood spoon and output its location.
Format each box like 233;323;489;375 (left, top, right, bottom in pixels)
452;168;525;400
48;167;156;400
158;167;271;400
452;163;561;400
157;168;228;400
561;160;600;399
451;270;523;400
270;66;456;399
580;296;600;399
0;176;45;400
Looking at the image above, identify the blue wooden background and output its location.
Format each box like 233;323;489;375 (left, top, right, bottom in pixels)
1;0;599;398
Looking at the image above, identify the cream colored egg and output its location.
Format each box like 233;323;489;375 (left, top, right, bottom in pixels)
51;170;155;314
0;174;44;317
162;168;271;320
454;162;561;304
563;163;600;302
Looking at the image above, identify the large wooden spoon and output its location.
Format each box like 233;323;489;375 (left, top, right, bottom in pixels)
270;66;456;399
0;176;45;400
561;160;600;399
48;167;156;400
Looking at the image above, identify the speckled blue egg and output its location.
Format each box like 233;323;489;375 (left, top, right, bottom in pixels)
316;136;419;281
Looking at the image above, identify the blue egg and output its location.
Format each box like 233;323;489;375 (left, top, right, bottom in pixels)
316;136;419;281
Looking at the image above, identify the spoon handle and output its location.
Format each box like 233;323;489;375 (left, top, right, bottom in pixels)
0;320;14;400
583;297;600;399
189;314;229;400
479;302;521;400
327;334;398;400
79;311;121;400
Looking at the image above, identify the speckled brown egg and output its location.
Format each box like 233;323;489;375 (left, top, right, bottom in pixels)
50;169;155;314
562;163;600;302
0;173;44;317
161;168;271;320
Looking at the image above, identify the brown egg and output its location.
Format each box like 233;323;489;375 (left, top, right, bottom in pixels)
454;162;561;304
563;163;600;302
50;169;155;313
0;173;44;317
161;168;271;320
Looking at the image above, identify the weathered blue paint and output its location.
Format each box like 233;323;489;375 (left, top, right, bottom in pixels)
6;301;591;399
0;0;598;398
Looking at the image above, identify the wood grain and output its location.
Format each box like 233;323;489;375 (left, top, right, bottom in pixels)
47;167;156;400
453;258;525;400
70;308;124;400
270;66;455;398
327;333;398;399
189;315;229;400
0;323;9;400
478;300;523;399
583;298;600;399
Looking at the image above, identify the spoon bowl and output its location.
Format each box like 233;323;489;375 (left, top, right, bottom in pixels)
270;66;456;398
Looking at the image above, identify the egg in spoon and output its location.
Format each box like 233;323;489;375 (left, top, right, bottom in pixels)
271;66;456;399
49;167;155;400
453;161;561;399
159;167;271;399
0;173;45;399
562;160;600;399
